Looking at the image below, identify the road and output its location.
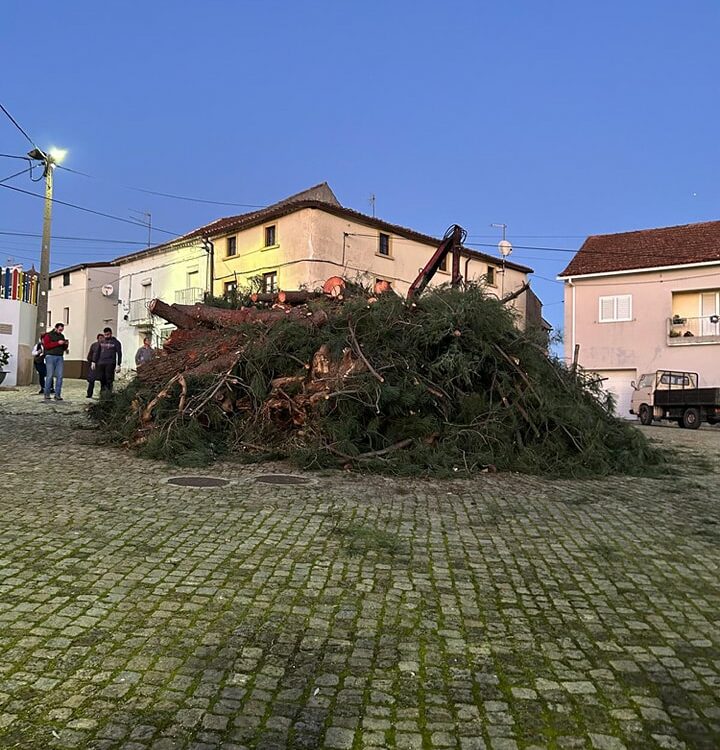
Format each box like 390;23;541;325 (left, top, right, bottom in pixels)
0;381;718;749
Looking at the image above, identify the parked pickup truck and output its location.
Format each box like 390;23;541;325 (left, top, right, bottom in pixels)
630;370;720;428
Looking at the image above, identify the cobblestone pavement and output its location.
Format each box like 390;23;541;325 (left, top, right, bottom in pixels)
0;383;719;749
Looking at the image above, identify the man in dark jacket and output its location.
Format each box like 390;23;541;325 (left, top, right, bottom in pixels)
92;327;122;394
42;323;68;401
86;333;104;398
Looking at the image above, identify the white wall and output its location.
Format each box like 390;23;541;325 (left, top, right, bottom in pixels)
116;241;208;372
0;299;37;386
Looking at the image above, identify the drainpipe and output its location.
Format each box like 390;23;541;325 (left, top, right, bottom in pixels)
567;277;576;359
203;239;214;298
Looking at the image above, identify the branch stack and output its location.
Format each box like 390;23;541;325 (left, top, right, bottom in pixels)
92;283;665;478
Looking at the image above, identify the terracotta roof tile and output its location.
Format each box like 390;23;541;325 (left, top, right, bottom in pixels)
560;220;720;277
112;183;533;274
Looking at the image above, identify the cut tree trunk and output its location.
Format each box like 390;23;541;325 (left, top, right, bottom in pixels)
148;299;198;330
150;298;330;331
277;290;323;305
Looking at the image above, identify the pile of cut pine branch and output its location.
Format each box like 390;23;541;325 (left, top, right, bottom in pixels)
91;284;665;477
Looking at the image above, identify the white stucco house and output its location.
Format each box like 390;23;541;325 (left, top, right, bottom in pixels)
47;263;119;378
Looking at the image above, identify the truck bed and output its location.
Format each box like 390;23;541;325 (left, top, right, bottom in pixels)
654;388;720;407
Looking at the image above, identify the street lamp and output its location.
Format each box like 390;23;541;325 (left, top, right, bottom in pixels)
27;146;66;342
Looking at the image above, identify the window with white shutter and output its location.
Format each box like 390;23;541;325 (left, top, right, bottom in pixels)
598;295;632;322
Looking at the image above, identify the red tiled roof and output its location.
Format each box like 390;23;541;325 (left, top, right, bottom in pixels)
560;220;720;277
112;183;533;274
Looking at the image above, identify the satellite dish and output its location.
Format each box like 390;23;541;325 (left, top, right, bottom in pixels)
498;240;513;258
101;284;115;297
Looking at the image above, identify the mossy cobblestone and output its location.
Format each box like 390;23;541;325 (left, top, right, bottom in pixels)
0;383;718;749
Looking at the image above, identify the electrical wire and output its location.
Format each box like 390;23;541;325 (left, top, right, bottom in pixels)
0;183;182;237
57;165;267;208
0;230;146;245
0;103;36;147
0;167;32;184
0;153;32;161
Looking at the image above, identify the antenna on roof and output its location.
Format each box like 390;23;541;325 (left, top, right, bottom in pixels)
369;194;376;218
130;209;152;247
491;223;513;296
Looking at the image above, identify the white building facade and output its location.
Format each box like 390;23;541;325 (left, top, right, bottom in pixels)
48;263;119;378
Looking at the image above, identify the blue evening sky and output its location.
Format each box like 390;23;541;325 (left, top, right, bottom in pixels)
2;0;719;340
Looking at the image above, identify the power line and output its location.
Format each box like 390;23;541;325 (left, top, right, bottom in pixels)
0;230;146;245
0;102;36;147
0;183;181;237
0;153;31;161
0;167;32;184
57;165;267;208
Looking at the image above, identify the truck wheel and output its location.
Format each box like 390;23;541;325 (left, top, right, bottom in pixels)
639;404;653;426
682;408;701;430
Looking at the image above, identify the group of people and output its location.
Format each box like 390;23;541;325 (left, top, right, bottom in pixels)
31;326;155;401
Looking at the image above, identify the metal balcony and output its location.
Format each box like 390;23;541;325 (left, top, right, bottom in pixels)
175;287;205;305
128;298;152;325
667;315;720;346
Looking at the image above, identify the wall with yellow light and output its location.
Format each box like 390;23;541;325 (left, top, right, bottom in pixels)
211;207;532;325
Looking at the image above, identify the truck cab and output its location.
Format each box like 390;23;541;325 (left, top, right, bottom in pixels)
630;370;720;428
631;371;697;412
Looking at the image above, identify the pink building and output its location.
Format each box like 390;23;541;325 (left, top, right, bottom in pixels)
560;221;720;418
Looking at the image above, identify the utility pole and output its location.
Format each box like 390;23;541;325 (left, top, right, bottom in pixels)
28;147;66;343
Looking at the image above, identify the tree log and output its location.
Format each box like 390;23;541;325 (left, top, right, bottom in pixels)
250;293;277;304
148;299;198;330
323;276;346;297
277;290;323;305
149;298;330;331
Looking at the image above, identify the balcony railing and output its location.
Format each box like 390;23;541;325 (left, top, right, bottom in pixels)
175;287;205;305
128;298;152;325
667;315;720;345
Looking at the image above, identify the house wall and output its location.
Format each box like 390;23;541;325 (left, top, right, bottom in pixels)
116;242;208;372
212;208;531;323
564;264;720;386
48;266;119;378
0;299;36;386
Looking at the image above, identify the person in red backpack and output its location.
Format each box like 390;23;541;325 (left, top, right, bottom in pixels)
42;323;69;401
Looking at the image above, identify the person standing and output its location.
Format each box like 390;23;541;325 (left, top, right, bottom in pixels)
31;336;47;395
86;333;104;398
42;323;68;401
92;327;122;394
135;337;155;367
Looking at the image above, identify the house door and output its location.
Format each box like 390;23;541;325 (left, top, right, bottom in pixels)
589;369;637;420
700;292;719;336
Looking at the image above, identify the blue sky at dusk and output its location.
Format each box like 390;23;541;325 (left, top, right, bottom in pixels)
2;0;719;339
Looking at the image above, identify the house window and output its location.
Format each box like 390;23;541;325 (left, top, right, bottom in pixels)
438;255;448;272
141;282;152;299
599;295;632;322
486;266;496;286
63;307;70;325
264;225;277;247
186;270;199;289
263;271;278;294
227;236;237;257
378;233;391;256
224;281;237;295
48;277;53;290
62;272;70;286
